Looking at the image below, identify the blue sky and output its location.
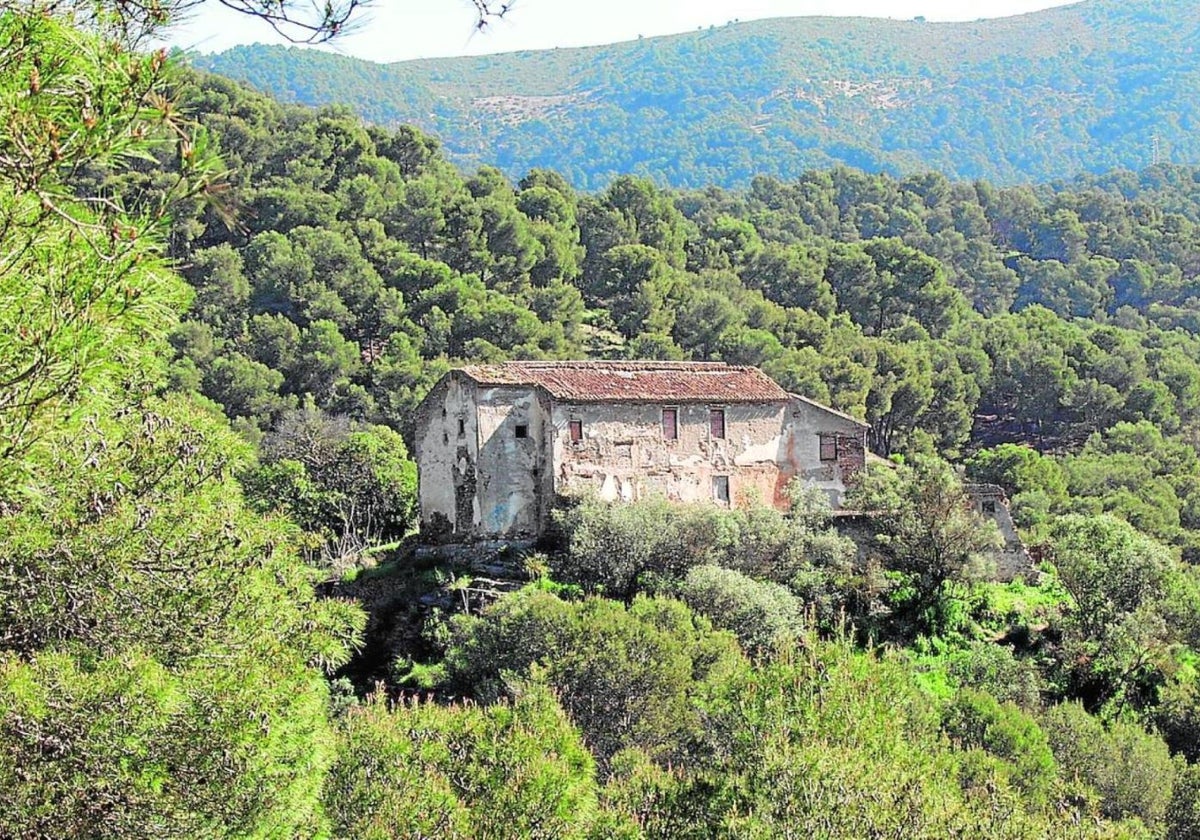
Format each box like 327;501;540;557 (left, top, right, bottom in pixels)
166;0;1081;63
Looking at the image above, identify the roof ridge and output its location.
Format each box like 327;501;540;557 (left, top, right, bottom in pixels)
456;361;789;403
788;392;869;428
477;360;747;370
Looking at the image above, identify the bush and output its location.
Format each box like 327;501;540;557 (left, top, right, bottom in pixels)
942;641;1046;709
1041;702;1175;831
675;565;807;656
324;685;599;839
446;588;746;768
0;648;336;839
1168;760;1200;840
941;688;1057;806
848;456;1002;640
549;497;732;597
550;490;857;610
1155;672;1200;762
700;638;1097;838
598;748;721;840
1049;515;1190;713
243;407;418;562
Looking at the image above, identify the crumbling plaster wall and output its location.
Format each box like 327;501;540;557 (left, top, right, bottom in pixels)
414;374;480;541
786;398;868;506
417;380;874;543
550;401;792;509
473;385;551;539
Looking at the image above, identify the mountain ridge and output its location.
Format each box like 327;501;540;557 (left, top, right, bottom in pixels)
188;0;1200;188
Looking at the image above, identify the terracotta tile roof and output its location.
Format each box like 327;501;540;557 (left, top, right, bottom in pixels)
459;361;790;403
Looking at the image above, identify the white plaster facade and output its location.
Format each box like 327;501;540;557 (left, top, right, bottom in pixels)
414;361;868;543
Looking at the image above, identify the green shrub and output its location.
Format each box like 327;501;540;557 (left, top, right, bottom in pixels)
242;408;418;562
1041;702;1176;831
941;688;1057;806
1168;760;1200;840
675;565;807;656
1155;669;1200;762
700;639;1102;838
942;640;1046;709
446;587;746;768
597;748;721;840
550;491;857;614
550;496;732;597
324;685;599;839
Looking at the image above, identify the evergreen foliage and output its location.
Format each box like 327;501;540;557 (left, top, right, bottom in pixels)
191;0;1200;188
90;66;1200;567
5;2;1200;835
325;685;600;839
0;8;363;836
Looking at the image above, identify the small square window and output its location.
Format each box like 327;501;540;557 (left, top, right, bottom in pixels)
819;434;838;461
982;500;997;514
713;475;730;504
710;408;726;439
568;420;583;442
662;408;678;440
515;424;529;439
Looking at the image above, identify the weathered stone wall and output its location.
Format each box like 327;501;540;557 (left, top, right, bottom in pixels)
416;377;555;542
965;483;1034;581
415;375;873;543
414;374;481;542
473;385;551;539
550;401;793;509
785;397;869;505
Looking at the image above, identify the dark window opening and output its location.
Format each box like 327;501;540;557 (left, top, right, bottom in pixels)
710;408;726;439
515;424;529;439
713;475;730;504
982;500;997;514
662;408;678;440
443;432;449;445
457;418;465;436
819;434;838;461
569;419;583;442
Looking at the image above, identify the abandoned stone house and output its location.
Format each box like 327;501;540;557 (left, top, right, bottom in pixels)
413;360;868;542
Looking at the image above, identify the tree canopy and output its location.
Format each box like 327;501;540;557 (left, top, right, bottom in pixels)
6;2;1200;836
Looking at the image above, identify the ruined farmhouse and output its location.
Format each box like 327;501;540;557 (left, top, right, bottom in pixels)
414;360;868;542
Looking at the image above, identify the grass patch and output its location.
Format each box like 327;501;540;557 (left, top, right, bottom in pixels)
971;572;1069;638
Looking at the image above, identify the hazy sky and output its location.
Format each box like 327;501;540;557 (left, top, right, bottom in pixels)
167;0;1082;63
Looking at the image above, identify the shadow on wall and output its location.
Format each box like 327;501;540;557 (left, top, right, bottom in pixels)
473;390;547;539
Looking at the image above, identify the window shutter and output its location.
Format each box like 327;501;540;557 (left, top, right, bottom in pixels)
662;408;678;440
819;434;838;461
709;408;725;439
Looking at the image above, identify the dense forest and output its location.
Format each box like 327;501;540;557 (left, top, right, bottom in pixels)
4;1;1200;837
190;0;1200;188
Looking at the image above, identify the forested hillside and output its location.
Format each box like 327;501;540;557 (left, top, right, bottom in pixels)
6;3;1200;836
125;67;1200;557
190;0;1200;187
